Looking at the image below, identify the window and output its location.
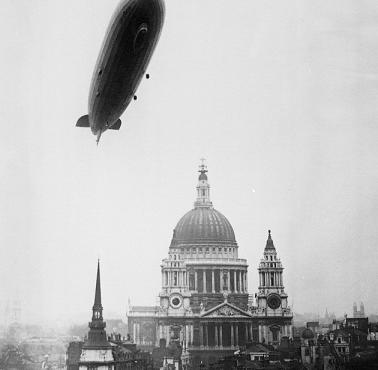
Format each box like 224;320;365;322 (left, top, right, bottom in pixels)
189;272;195;290
272;330;278;341
206;248;209;253
202;189;206;196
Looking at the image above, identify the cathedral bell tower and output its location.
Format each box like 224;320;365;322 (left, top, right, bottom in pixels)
255;230;292;345
257;230;288;312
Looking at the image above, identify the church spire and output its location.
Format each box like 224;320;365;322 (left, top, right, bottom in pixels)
84;260;110;348
93;259;102;316
194;159;213;208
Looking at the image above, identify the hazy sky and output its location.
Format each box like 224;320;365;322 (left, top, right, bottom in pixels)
0;0;377;325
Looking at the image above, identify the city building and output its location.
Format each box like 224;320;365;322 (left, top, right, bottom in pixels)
353;302;365;318
127;163;293;367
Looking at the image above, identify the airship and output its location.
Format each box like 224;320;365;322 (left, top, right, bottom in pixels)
76;0;165;143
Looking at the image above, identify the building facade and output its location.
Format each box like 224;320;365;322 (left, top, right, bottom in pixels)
353;302;365;318
128;164;293;366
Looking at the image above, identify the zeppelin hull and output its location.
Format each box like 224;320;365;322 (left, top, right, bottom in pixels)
80;0;165;138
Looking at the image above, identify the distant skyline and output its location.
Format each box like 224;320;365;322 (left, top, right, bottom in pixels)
1;0;377;325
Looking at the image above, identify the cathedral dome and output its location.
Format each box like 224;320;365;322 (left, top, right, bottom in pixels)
173;207;236;246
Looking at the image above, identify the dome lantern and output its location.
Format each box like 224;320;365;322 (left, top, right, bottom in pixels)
194;158;212;208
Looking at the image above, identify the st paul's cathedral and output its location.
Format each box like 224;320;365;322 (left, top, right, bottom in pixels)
127;163;293;366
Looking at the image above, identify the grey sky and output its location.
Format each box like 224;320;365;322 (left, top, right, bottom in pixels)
0;0;377;325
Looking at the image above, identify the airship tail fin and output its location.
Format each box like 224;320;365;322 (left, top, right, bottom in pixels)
76;115;90;127
109;119;122;130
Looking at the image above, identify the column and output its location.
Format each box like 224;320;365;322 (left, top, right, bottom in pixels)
240;272;244;292
184;325;188;349
162;271;164;287
239;270;242;293
195;270;198;291
199;324;203;346
215;325;218;347
205;323;208;347
245;323;249;342
212;270;215;293
166;325;170;345
245;271;248;291
249;323;253;342
159;325;163;343
220;269;223;291
219;324;223;347
231;323;234;346
258;325;262;343
227;270;231;292
235;324;239;346
203;270;206;293
133;322;136;343
234;270;237;292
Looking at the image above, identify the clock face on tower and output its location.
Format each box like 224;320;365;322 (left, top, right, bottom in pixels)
169;294;183;309
267;293;281;310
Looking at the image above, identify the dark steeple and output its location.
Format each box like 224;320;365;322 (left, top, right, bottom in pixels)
93;259;102;318
84;260;111;348
265;230;276;251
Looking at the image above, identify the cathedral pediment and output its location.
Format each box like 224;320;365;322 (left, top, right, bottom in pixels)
201;302;252;318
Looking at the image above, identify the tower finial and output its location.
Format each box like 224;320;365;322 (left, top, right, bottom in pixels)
265;229;276;250
199;158;207;175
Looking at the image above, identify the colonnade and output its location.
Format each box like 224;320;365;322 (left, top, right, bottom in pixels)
259;271;283;287
162;270;187;288
198;322;254;347
192;268;247;293
132;321;292;347
162;268;248;293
